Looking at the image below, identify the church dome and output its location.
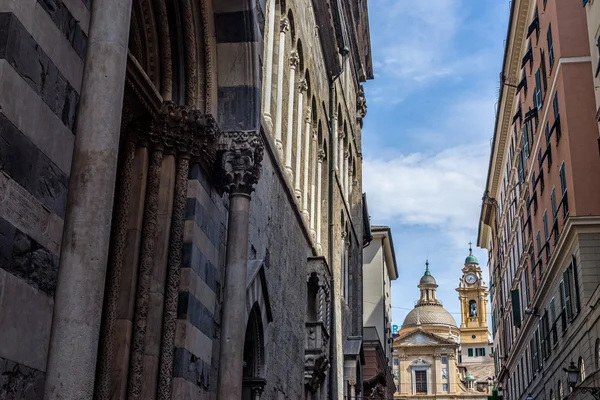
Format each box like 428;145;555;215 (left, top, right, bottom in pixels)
402;261;457;329
465;244;478;264
419;260;437;285
402;305;458;328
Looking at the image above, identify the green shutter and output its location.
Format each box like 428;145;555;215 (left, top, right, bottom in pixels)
482;348;486;356
511;289;522;328
564;270;572;320
468;348;474;357
572;256;581;314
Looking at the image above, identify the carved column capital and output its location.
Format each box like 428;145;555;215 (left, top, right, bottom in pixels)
356;84;367;119
289;50;300;69
305;107;312;123
298;78;308;93
344;150;350;159
317;150;326;162
280;17;290;33
218;131;264;195
338;130;345;140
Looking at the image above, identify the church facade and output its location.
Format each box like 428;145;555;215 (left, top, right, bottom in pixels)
392;252;495;400
0;0;373;399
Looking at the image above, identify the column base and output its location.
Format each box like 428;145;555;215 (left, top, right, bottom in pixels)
263;114;274;132
302;210;310;222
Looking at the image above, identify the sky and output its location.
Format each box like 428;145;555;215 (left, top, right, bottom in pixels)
361;0;510;330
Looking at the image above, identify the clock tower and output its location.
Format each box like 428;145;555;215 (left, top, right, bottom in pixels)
456;244;491;364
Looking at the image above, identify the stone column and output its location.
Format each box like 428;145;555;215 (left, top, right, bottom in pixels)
262;0;276;124
157;156;189;400
309;129;317;238
274;17;289;156
338;131;345;188
343;151;349;201
348;164;353;203
43;0;133;397
285;50;299;180
316;150;324;253
127;146;164;400
294;79;307;199
302;108;311;220
332;113;338;173
217;132;264;399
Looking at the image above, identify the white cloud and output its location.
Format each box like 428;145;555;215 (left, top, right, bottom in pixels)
363;142;488;231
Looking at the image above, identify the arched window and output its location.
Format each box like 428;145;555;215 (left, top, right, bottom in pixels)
579;356;586;382
469;300;478;318
596;339;600;369
558;379;564;399
307;273;319;322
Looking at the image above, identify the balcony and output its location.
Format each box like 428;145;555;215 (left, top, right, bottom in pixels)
305;321;330;392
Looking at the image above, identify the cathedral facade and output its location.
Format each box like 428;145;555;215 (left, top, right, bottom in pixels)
0;0;373;399
392;252;495;400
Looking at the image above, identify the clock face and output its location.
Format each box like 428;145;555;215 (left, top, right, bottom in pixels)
465;273;478;284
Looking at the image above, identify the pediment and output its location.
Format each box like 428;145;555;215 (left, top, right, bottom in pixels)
396;329;457;347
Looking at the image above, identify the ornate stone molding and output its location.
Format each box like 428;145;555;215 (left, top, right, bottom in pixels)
305;107;313;124
317;149;326;162
357;84;367;121
298;78;308;93
218;131;265;195
280;17;289;33
142;102;219;163
289;50;300;69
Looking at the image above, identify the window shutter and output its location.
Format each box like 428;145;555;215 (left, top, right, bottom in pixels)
468;348;473;357
511;289;522;327
572;256;581;314
482;348;486;357
564;270;572;320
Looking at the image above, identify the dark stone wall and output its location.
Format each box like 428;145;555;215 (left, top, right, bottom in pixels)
0;357;45;400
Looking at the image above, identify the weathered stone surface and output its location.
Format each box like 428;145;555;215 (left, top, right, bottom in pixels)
182;243;217;292
177;292;214;339
37;0;87;59
0;357;45;399
0;269;54;372
0;113;68;218
0;13;79;130
173;348;211;390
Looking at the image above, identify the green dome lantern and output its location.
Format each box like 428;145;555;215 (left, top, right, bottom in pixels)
465;242;478;265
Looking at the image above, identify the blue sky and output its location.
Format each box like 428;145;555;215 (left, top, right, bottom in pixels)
362;0;510;329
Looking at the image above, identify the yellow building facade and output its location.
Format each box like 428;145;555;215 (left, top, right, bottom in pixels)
392;255;494;400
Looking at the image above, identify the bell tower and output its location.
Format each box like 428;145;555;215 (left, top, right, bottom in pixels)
456;244;490;351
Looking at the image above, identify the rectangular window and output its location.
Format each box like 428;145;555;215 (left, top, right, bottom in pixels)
524;125;530;159
559;163;569;219
559;280;568;332
443;383;449;392
518;152;525;183
548;25;555;70
476;348;486;357
564;269;573;320
415;370;427;394
534;69;542;109
595;35;600;77
441;356;448;365
541;49;548;91
571;256;581;314
524;265;531;302
468;348;474;357
551;188;557;219
394;358;400;366
543;211;549;242
536;231;542;258
550;297;558;346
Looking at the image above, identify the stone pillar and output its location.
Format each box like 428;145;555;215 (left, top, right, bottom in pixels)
295;79;307;199
157;156;189;400
217;132;264;399
343;151;349;201
263;0;276;124
128;146;164;400
309;129;317;238
332;113;338;173
274;17;289;156
302;107;311;220
347;164;353;203
285;50;299;180
94;136;136;400
338;131;345;189
43;0;133;397
316;150;324;253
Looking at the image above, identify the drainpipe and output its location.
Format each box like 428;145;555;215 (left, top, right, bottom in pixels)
328;48;349;400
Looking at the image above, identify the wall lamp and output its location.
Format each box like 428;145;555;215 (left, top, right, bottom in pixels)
564;361;600;400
